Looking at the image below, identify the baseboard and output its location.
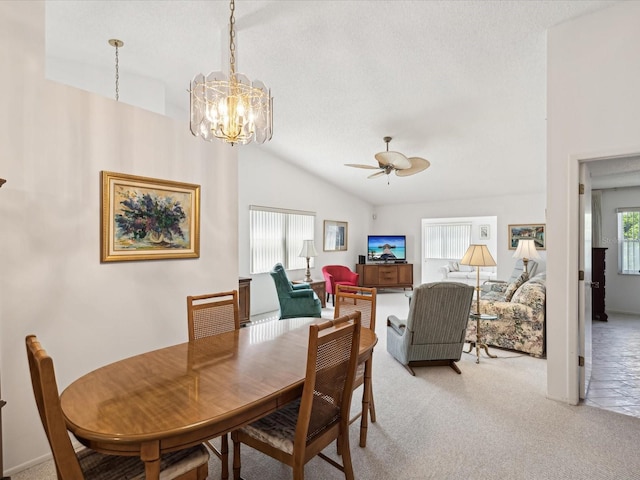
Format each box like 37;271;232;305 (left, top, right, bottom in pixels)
4;452;52;477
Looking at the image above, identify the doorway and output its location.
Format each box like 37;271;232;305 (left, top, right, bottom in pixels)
579;155;640;406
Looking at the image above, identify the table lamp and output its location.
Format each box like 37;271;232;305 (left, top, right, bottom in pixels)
298;239;318;283
460;244;497;315
512;239;540;274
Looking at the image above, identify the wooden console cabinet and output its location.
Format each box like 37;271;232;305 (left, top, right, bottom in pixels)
356;263;413;290
238;277;252;325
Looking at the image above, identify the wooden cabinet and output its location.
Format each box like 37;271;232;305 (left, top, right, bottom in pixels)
592;248;608;321
238;277;252;325
356;263;413;290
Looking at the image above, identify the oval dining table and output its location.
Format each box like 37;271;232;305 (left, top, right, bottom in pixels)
60;317;377;479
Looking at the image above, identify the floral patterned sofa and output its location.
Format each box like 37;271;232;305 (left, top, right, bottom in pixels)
465;272;546;357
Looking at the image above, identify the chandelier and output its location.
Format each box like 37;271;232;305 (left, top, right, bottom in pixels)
190;0;273;146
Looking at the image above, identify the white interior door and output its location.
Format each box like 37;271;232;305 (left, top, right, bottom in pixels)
579;163;593;399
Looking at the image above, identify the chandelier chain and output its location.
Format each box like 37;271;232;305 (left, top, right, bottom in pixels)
229;0;236;76
115;43;120;101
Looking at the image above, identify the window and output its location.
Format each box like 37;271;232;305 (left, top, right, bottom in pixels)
423;223;472;259
250;205;315;274
617;207;640;275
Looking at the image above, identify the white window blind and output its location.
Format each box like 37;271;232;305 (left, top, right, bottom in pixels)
250;206;315;274
617;207;640;275
424;223;472;259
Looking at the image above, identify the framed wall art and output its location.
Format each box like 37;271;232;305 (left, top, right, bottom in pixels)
508;223;546;250
323;220;348;251
101;171;200;262
479;224;490;240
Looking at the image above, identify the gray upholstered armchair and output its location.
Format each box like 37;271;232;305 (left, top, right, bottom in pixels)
386;282;474;375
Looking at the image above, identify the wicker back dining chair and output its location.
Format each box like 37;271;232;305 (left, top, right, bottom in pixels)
333;284;377;447
231;312;362;480
25;335;209;480
187;290;240;341
186;289;240;478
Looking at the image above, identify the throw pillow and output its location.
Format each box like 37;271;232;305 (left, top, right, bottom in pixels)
448;261;459;272
504;272;529;302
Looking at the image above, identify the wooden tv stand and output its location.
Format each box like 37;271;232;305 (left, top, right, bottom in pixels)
356;263;413;290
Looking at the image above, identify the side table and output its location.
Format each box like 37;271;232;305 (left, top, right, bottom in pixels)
466;313;498;363
292;279;326;308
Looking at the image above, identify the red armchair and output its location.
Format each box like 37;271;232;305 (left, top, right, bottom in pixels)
322;265;360;305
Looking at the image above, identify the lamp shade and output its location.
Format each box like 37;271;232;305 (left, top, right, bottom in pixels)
298;240;318;258
512;239;541;260
460;244;496;267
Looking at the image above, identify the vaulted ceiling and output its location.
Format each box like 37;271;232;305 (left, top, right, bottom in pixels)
45;0;623;206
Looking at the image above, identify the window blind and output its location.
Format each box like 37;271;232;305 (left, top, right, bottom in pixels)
423;223;472;259
250;206;315;274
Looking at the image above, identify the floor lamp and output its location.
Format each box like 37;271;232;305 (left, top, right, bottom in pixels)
512;239;540;275
460;244;497;315
298;239;318;283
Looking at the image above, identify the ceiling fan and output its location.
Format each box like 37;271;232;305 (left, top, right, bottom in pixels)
345;136;431;181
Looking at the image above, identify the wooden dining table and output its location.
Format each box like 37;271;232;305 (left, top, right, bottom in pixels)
60;317;377;479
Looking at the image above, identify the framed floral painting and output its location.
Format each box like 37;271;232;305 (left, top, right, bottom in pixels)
101;171;200;262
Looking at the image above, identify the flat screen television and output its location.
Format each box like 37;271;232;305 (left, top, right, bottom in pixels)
367;235;406;262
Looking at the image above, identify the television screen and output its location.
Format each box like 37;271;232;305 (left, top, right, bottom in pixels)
367;235;406;262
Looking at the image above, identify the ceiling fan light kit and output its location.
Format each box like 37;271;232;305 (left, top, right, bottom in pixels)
345;136;430;183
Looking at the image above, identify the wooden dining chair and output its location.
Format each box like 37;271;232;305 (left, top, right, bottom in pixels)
25;335;209;480
231;312;362;480
187;289;240;479
334;284;377;447
187;290;240;341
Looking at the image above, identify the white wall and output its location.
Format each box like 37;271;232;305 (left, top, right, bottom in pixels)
238;148;373;314
547;1;640;403
599;187;640;315
420;215;498;284
0;2;238;472
373;192;546;285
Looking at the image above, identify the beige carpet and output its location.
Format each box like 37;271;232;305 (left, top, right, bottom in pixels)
13;291;640;479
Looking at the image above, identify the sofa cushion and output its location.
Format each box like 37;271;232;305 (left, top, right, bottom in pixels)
504;272;529;302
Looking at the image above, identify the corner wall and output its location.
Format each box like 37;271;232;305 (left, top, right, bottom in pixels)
0;2;238;472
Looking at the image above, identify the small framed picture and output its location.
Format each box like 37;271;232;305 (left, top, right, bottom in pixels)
508;223;546;250
479;224;490;240
323;220;348;251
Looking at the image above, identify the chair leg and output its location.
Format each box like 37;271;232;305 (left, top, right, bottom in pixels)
403;363;415;376
449;360;462;374
340;433;355;480
232;433;241;480
369;386;376;423
221;434;229;479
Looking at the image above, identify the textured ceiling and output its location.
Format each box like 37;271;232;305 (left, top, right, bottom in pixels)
45;0;624;206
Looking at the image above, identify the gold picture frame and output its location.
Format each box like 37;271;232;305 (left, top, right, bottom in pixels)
101;171;200;262
323;220;348;252
508;223;546;250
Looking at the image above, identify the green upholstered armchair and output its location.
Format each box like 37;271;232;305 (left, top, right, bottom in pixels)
269;263;322;319
386;282;474;375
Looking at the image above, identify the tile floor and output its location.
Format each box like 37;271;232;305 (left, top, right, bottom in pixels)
584;311;640;418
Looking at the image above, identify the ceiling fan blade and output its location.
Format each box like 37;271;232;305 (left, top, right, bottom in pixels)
367;170;386;179
375;151;411;169
395;157;431;176
345;163;381;170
